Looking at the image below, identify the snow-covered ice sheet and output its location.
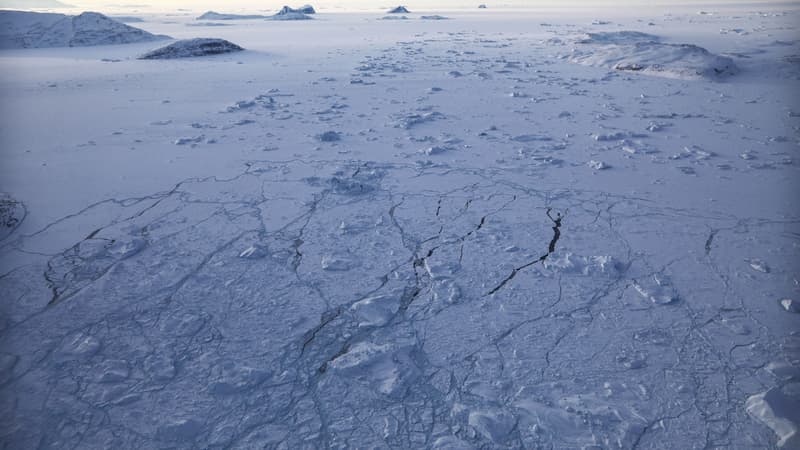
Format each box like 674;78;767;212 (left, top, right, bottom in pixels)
0;3;799;449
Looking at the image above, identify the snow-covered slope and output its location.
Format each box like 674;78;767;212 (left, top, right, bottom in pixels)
564;31;737;80
138;38;243;59
0;10;168;49
196;11;267;21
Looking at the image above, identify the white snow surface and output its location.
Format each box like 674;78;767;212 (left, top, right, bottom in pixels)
0;4;798;449
0;10;168;49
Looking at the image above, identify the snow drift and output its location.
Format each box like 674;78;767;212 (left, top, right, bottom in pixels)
196;11;267;21
0;10;168;49
138;38;243;60
567;31;738;80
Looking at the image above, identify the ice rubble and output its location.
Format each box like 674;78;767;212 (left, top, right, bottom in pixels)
567;31;738;80
138;38;244;60
0;11;168;49
196;11;268;21
0;193;25;241
781;298;800;313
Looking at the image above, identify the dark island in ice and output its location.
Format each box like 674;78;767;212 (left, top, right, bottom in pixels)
268;6;315;20
138;38;244;60
387;6;411;14
0;10;168;49
566;31;738;80
294;4;316;14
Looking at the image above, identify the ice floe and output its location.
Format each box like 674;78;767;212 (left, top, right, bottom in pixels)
349;294;401;327
780;298;799;313
746;385;800;448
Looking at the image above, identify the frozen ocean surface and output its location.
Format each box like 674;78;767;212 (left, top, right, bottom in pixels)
0;2;798;448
